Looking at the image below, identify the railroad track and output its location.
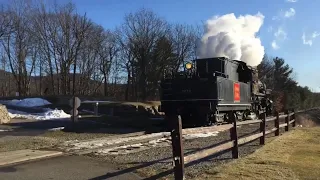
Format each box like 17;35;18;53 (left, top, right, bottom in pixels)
57;114;289;156
58;125;229;156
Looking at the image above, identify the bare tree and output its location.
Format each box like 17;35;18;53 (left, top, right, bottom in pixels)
148;36;175;98
119;8;169;101
41;2;92;95
169;23;197;72
31;1;57;95
116;30;135;100
77;24;104;95
71;12;93;95
98;30;119;96
0;5;13;40
1;0;36;96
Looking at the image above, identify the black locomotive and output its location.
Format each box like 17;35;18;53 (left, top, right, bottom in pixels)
159;57;273;127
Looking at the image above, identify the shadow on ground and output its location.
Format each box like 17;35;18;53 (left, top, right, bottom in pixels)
1;114;165;138
87;138;261;180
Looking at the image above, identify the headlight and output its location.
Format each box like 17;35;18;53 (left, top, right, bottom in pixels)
185;62;192;70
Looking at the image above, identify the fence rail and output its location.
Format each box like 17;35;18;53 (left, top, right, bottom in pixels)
169;109;296;180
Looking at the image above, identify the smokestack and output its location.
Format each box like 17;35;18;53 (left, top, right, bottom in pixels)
198;13;265;67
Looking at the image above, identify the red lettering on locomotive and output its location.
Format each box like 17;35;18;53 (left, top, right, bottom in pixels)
234;82;240;102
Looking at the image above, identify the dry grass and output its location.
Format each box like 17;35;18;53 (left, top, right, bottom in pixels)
198;127;320;180
296;115;317;127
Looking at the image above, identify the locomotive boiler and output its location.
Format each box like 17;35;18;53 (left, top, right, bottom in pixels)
158;57;273;127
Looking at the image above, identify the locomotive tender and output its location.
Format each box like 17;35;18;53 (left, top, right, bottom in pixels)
159;57;273;127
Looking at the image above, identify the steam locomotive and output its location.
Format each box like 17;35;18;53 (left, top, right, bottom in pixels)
158;57;273;127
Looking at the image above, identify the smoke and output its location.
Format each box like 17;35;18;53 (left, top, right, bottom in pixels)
198;12;265;67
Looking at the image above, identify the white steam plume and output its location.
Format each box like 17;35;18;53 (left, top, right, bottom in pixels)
198;13;265;67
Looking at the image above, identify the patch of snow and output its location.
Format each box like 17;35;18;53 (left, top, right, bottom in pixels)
8;108;71;120
148;137;171;146
36;109;70;120
64;130;221;155
2;98;51;107
183;131;219;140
97;143;147;155
0;129;12;132
47;127;65;131
95;131;221;155
64;132;170;151
95;138;172;155
7;109;32;119
82;100;114;104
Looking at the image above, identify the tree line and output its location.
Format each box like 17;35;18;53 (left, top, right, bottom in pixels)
0;0;201;100
257;55;320;111
0;0;318;111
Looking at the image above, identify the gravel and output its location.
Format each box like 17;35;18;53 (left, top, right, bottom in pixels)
0;129;119;153
0;135;59;153
84;117;291;180
41;130;115;141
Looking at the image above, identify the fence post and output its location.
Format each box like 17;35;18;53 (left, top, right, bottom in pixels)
256;110;260;120
292;109;296;127
229;111;239;159
285;110;289;131
275;111;280;136
260;112;266;145
170;114;184;180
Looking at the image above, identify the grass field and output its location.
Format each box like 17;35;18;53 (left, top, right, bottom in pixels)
199;127;320;180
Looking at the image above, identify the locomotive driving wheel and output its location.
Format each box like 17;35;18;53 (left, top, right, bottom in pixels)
206;113;214;126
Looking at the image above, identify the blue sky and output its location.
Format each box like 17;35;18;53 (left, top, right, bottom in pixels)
58;0;320;91
2;0;320;91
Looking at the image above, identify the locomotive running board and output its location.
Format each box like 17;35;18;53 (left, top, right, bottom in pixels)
160;99;222;102
217;103;251;106
217;103;251;111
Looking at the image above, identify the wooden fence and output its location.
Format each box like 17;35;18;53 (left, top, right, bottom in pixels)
169;109;296;180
